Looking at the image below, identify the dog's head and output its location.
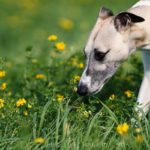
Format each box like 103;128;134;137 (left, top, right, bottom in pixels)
77;7;145;96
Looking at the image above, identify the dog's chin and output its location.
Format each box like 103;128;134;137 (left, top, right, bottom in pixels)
89;78;110;95
89;84;104;95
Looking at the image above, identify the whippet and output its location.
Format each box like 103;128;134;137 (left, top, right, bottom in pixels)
77;0;150;118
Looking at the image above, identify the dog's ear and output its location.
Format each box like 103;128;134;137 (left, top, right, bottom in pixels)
99;7;114;19
114;12;145;31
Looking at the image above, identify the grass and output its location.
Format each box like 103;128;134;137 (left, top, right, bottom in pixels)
0;0;149;149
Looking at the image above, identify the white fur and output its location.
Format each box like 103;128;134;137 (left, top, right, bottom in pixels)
132;0;150;8
136;50;150;116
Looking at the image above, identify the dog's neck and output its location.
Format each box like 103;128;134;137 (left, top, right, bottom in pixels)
128;1;150;51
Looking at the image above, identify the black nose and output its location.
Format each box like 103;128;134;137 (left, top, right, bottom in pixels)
77;84;88;96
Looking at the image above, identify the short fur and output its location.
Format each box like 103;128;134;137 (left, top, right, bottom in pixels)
77;0;150;117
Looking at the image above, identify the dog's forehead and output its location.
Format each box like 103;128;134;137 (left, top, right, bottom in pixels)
84;18;115;54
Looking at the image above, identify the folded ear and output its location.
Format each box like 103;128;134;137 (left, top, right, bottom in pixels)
114;12;145;31
98;7;114;19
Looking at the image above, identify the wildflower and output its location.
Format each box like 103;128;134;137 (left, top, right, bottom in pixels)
0;99;4;108
124;90;133;98
48;34;58;41
34;137;45;144
73;75;80;83
56;94;64;103
55;42;66;51
109;94;116;100
135;134;144;143
23;111;28;116
0;70;6;78
0;83;7;90
58;18;74;30
27;104;32;109
16;98;27;107
35;74;45;79
78;63;84;69
117;123;129;135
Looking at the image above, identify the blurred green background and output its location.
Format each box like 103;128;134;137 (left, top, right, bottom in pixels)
0;0;137;62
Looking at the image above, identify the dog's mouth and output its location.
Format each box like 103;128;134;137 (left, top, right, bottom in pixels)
90;78;110;95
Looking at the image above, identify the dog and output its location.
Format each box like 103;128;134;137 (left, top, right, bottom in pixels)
77;0;150;118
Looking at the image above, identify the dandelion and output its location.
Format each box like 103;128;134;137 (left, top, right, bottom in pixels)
23;111;28;116
78;63;84;69
117;123;129;135
55;42;66;51
0;83;7;90
34;137;45;144
0;70;6;78
73;75;80;83
56;94;64;103
135;134;144;143
0;99;4;108
58;18;74;30
48;34;58;41
35;74;45;79
124;90;133;98
16;98;27;107
109;94;116;100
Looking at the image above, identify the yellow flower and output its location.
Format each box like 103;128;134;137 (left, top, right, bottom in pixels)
48;35;58;41
34;137;45;144
117;123;129;135
0;99;4;108
73;75;80;83
55;42;66;51
135;135;144;143
58;18;74;30
78;63;84;69
23;111;28;116
109;94;116;100
1;83;7;90
27;104;32;109
0;70;6;78
16;98;27;107
35;74;45;79
124;90;133;98
56;94;64;103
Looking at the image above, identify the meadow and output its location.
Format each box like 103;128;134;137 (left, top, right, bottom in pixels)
0;0;150;149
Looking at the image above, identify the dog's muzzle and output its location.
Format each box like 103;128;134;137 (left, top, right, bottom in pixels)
77;83;88;96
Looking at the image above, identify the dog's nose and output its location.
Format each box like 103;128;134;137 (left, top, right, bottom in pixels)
77;84;88;96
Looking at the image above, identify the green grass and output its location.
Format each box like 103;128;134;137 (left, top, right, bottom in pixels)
0;0;149;149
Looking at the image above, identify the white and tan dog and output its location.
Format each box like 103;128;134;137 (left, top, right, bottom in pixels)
77;0;150;117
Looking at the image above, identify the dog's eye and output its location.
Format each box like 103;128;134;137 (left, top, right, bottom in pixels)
94;49;109;61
